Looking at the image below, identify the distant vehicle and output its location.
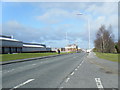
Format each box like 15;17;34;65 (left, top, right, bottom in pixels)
86;49;91;53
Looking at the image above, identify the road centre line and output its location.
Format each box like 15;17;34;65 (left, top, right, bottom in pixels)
70;72;74;76
10;79;34;90
95;78;104;90
75;68;77;71
65;78;70;83
32;64;36;66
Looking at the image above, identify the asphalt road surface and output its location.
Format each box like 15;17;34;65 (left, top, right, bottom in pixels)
2;52;119;89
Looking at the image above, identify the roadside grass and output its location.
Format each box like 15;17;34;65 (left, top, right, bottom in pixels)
95;52;119;62
0;53;58;62
0;51;76;62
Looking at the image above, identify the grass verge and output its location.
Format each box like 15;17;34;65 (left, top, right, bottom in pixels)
95;52;119;62
0;52;76;62
0;53;58;62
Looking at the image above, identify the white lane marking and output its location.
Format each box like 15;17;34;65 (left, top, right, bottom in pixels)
41;62;43;63
71;72;74;76
32;64;36;66
75;68;77;71
10;79;34;90
95;78;104;89
77;66;80;68
65;78;70;83
58;87;63;90
7;69;14;73
79;60;84;66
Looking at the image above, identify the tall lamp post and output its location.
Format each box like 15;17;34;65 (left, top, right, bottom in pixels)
76;13;91;51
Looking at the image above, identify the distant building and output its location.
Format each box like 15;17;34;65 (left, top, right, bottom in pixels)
0;35;23;54
0;35;51;54
65;44;78;52
51;48;58;52
59;48;66;52
22;43;46;53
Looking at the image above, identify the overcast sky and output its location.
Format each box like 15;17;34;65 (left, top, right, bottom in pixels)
2;2;118;49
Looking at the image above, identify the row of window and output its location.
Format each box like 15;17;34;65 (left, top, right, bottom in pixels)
2;47;22;54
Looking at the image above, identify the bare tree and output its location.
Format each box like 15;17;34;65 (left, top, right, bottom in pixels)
115;39;120;53
94;25;115;53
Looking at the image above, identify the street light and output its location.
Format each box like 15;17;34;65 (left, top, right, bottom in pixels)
76;13;91;51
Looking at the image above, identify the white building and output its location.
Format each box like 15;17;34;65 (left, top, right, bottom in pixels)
65;44;78;52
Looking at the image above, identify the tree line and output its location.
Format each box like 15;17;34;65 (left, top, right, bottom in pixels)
94;25;120;53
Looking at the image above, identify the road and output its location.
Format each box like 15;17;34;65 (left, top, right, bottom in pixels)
2;52;119;89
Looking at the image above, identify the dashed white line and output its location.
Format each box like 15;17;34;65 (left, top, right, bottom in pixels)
58;87;63;90
10;79;34;90
95;78;104;90
79;60;84;66
32;64;36;66
65;78;70;83
70;72;74;76
75;68;77;71
77;66;80;68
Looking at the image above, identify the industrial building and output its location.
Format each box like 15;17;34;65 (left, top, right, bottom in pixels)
0;35;23;54
0;35;51;54
22;43;47;53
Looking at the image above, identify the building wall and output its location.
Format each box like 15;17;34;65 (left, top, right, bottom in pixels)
1;40;23;54
1;40;23;47
0;35;51;54
22;47;46;53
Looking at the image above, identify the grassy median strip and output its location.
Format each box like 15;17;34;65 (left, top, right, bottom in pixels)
95;52;119;62
0;53;58;62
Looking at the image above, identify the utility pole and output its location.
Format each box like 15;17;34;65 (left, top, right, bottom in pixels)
76;13;91;51
66;32;69;46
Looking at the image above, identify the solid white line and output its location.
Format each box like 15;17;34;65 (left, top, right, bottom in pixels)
32;64;36;65
95;78;104;89
65;78;70;83
71;72;74;76
10;79;34;90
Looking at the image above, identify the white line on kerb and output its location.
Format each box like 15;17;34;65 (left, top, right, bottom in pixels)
71;72;74;76
65;78;70;83
10;79;34;90
95;78;104;90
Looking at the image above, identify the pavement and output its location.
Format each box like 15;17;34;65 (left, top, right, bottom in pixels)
1;52;119;90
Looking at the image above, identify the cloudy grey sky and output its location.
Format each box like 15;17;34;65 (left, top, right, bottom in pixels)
1;1;118;49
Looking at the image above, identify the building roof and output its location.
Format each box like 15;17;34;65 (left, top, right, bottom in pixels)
65;44;78;48
0;37;22;42
23;44;44;48
0;35;11;38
